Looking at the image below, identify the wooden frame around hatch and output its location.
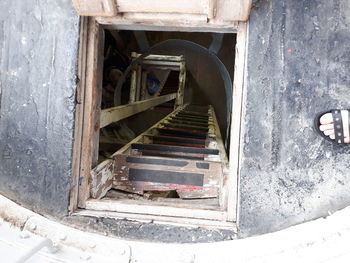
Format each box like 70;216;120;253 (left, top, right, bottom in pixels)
69;17;248;229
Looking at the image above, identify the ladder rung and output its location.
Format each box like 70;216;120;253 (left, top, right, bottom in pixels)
142;152;205;160
171;116;209;124
126;156;188;167
129;168;204;186
132;143;219;155
162;123;209;131
152;135;205;146
157;128;207;139
176;113;209;120
167;119;209;127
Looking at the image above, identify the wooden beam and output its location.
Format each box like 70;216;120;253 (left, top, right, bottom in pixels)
74;209;237;230
175;61;186;107
97;16;238;33
69;17;88;213
227;22;248;222
72;0;117;16
133;54;184;62
77;18;104;208
85;199;227;221
100;93;177;128
116;0;210;14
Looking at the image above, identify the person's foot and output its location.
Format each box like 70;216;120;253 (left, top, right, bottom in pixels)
319;110;350;143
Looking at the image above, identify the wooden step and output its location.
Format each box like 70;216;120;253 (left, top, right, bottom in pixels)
113;155;222;198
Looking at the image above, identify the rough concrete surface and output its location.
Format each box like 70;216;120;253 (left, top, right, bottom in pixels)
0;0;80;216
239;0;350;237
3;194;350;262
63;215;236;243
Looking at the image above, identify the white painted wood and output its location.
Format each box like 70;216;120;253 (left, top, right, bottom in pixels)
100;93;177;128
85;199;227;220
72;0;117;16
75;210;237;230
216;0;252;21
117;0;210;14
97;16;238;33
227;22;248;222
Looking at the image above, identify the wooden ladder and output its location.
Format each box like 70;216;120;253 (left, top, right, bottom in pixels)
107;104;228;199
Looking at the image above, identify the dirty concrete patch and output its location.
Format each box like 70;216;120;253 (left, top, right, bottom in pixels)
63;216;237;243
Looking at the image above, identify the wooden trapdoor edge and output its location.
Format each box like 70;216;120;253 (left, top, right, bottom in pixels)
76;18;104;208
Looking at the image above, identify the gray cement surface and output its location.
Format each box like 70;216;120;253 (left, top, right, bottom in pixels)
239;0;350;237
0;0;80;216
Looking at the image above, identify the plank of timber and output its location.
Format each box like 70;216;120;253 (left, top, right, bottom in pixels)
116;0;210;15
227;22;248;222
72;0;117;16
208;105;227;207
162;123;209;132
97;16;238;33
131;143;219;155
69;17;88;213
167;119;210;128
129;65;138;103
142;60;182;67
85;199;227;221
215;0;252;21
175;61;186;107
147;135;206;146
133;54;184;62
105;191;219;209
157;128;208;139
77;18;104;208
90;160;115;199
74;210;237;230
91;28;104;168
100;93;177;128
142;152;205;161
113;154;222;199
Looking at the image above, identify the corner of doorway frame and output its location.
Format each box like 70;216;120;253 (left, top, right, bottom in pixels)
69;17;249;230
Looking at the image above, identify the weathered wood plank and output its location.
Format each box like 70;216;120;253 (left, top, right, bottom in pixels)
116;0;210;14
216;0;252;21
69;17;88;213
100;93;177;128
85;199;227;220
72;0;117;16
90;160;115;199
74;210;237;230
78;18;104;208
226;22;248;222
112;154;222;198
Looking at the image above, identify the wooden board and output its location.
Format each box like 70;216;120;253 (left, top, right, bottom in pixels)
85;199;227;220
116;0;211;15
69;17;88;213
226;22;248;222
77;18;104;208
74;209;237;230
112;154;222;198
72;0;251;21
100;93;177;128
72;0;117;16
90;160;115;199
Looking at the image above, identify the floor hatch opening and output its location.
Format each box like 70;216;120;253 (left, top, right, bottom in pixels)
73;25;244;229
